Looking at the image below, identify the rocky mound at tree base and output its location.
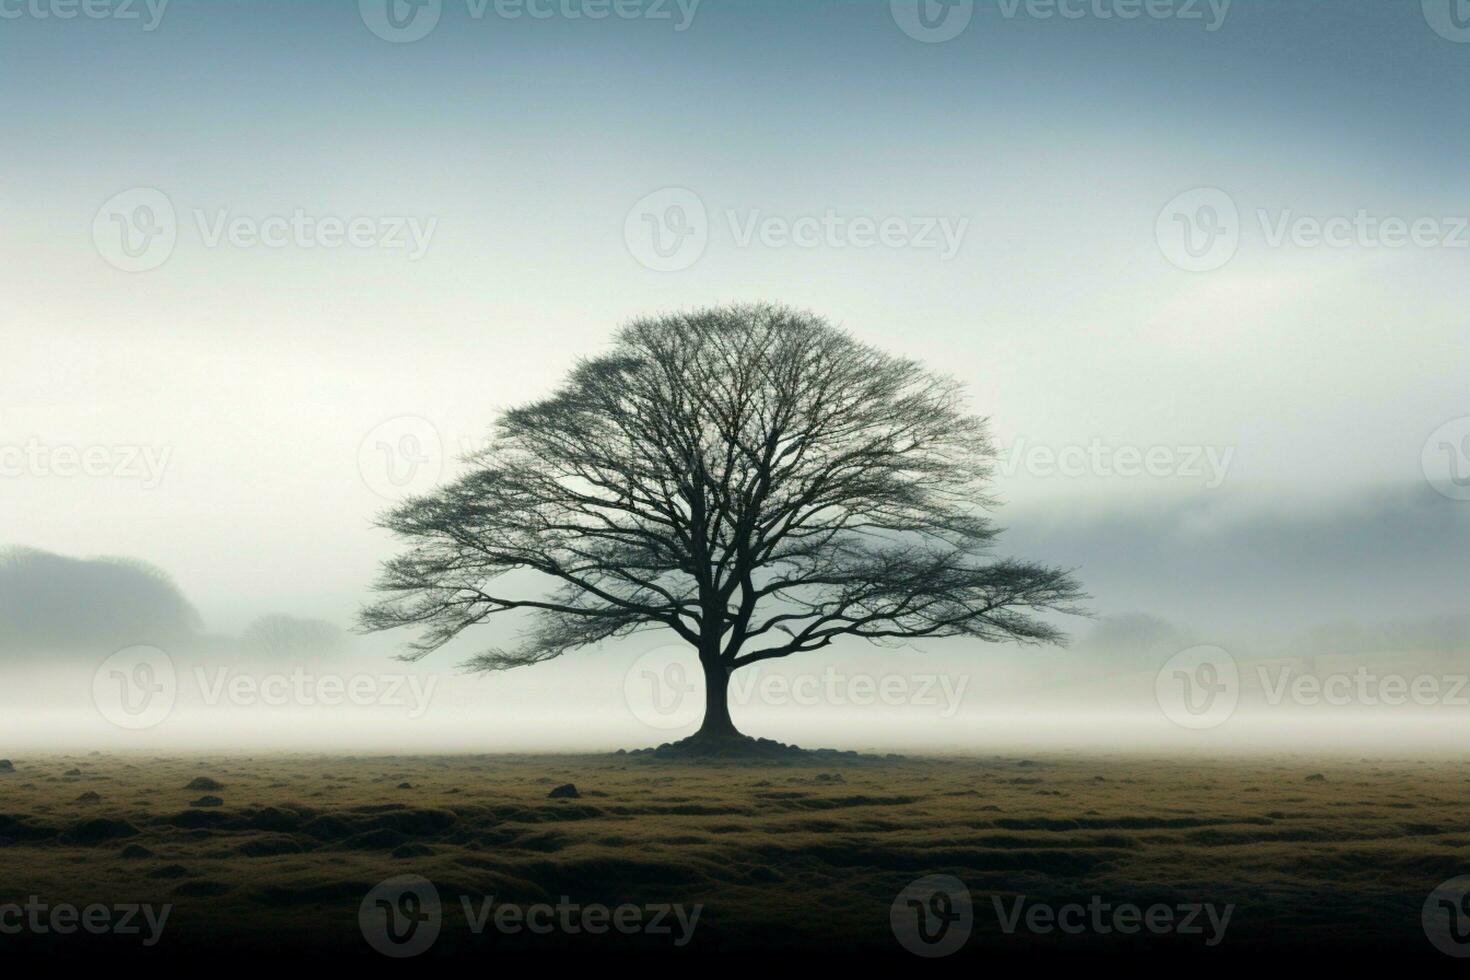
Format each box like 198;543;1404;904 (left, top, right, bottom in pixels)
620;732;901;762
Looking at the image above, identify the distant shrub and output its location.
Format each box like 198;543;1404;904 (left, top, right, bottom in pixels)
239;614;347;659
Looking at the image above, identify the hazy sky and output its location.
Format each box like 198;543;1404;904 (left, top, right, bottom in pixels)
3;0;1467;646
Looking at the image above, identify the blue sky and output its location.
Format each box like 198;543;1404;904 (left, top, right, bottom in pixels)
3;0;1467;639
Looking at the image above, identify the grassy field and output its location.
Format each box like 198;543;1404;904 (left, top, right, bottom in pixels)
0;750;1466;960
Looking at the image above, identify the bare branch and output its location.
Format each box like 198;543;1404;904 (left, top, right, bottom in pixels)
359;303;1085;675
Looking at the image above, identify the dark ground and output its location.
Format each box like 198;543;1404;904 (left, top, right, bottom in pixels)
0;750;1465;963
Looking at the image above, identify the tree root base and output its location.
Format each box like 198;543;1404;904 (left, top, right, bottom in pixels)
620;732;899;761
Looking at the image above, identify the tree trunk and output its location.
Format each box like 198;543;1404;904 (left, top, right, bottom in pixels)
696;657;741;740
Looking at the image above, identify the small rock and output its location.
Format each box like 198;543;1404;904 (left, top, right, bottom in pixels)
119;844;155;859
397;782;414;790
191;795;224;807
63;768;82;777
76;791;102;804
184;777;224;791
1305;773;1327;782
548;783;580;799
391;843;435;859
0;760;14;773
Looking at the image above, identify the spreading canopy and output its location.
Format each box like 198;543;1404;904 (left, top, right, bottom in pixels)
362;305;1084;676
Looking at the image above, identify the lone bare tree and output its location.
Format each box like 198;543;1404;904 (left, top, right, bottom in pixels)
362;305;1083;747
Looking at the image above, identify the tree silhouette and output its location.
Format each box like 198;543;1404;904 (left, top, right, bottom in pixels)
362;305;1083;745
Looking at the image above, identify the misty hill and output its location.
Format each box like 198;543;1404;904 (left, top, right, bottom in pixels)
0;547;351;662
1003;485;1470;634
0;548;203;657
